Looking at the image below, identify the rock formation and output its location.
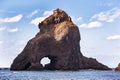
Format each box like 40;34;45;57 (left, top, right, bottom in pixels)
10;9;111;70
115;63;120;71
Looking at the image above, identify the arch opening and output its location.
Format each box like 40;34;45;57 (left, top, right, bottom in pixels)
40;55;58;70
40;57;51;67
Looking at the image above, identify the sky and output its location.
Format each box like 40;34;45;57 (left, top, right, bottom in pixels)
0;0;120;68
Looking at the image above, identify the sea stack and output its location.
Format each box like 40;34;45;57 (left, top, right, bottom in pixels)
115;63;120;71
10;9;111;70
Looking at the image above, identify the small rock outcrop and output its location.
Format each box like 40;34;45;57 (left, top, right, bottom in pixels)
10;9;111;70
115;63;120;71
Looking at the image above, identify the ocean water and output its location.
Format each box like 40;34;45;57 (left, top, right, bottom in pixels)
0;69;120;80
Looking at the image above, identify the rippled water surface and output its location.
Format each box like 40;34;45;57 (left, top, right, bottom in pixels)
0;69;120;80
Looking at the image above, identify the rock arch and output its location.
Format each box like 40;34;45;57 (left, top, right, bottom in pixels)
10;9;111;70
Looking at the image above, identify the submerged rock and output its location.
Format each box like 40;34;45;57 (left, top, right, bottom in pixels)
10;9;111;70
115;63;120;71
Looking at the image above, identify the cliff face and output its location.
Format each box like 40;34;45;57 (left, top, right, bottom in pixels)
115;63;120;71
10;9;111;70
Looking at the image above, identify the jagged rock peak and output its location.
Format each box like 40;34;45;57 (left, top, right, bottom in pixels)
38;8;72;27
37;8;75;41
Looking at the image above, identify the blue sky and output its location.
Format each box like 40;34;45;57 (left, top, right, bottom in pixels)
0;0;120;68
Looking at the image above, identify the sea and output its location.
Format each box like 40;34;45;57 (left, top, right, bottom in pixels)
0;68;120;80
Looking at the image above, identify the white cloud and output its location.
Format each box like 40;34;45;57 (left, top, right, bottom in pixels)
27;10;39;18
77;17;82;21
107;35;120;40
0;14;23;23
70;16;83;24
79;8;120;29
88;21;102;28
18;40;26;46
30;17;46;26
43;10;53;16
7;28;18;33
0;41;3;44
30;10;53;26
91;8;120;22
0;27;6;31
79;21;102;28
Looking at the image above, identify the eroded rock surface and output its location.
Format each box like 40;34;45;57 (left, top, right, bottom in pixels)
10;9;111;70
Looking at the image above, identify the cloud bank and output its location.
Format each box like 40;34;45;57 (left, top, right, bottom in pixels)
107;35;120;40
79;8;120;29
27;10;39;18
7;28;18;33
91;8;120;22
0;14;23;23
79;21;102;28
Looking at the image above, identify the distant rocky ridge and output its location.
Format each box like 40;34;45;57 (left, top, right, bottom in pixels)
10;9;111;70
0;68;9;71
115;63;120;71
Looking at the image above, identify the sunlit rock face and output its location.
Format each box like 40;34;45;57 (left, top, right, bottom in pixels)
10;9;111;70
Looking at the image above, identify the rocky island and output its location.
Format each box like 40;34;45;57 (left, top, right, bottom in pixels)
10;9;111;70
115;63;120;71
